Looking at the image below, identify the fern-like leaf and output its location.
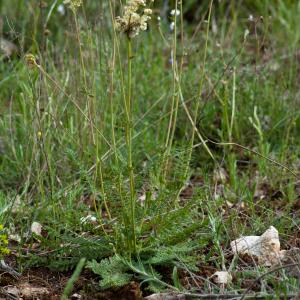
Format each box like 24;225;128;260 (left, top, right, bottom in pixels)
87;256;132;289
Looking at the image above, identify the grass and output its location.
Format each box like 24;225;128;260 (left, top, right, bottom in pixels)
0;0;300;298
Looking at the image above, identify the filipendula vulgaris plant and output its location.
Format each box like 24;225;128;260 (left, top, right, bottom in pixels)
115;0;154;254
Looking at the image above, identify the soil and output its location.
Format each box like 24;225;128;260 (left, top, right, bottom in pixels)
0;266;143;300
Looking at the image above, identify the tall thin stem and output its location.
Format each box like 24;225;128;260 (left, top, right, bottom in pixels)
73;9;95;145
125;38;136;253
108;0;127;249
162;0;179;181
182;0;214;182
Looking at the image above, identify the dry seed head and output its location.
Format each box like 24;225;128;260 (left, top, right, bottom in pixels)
25;54;38;69
115;0;154;38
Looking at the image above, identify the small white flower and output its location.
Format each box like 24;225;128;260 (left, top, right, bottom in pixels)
144;8;152;15
157;16;161;21
170;9;180;16
170;21;175;31
248;14;254;21
57;4;65;15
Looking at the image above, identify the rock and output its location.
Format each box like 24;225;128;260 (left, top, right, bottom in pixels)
212;271;232;284
20;283;49;299
231;226;286;266
145;294;186;300
231;235;262;256
31;222;42;236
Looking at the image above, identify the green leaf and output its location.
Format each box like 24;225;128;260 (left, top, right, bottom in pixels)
87;256;132;289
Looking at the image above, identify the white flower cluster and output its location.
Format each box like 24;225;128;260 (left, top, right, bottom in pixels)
63;0;82;12
115;0;154;38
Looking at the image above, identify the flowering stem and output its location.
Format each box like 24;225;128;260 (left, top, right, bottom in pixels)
125;37;137;254
161;0;179;184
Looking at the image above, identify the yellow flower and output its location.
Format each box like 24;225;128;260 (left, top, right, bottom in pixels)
0;225;9;257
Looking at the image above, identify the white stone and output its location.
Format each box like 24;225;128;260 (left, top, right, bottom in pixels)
31;222;42;236
231;235;261;256
230;226;283;266
212;271;232;284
